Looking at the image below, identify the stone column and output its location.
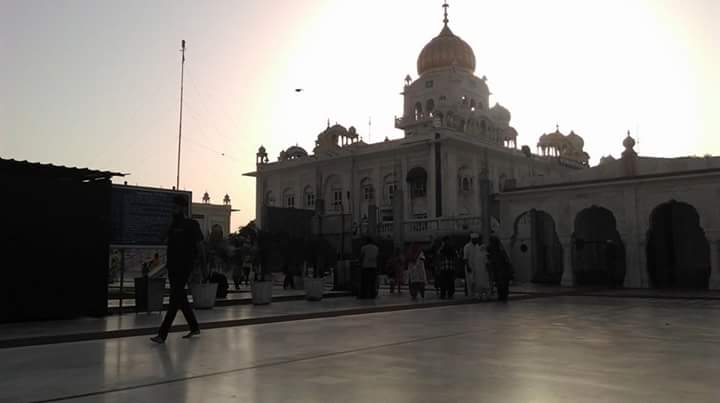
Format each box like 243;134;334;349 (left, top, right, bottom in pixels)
255;173;264;229
400;157;409;221
428;143;437;219
560;237;574;287
622;234;642;288
709;238;720;290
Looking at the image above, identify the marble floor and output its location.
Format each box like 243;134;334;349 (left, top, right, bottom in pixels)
2;296;719;403
0;290;478;344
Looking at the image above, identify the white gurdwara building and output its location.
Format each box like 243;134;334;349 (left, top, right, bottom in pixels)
245;5;590;247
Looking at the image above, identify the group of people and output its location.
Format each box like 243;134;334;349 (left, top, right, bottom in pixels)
377;232;513;302
152;196;513;344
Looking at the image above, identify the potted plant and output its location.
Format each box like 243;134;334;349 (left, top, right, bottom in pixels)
190;245;218;309
134;259;166;313
251;233;273;305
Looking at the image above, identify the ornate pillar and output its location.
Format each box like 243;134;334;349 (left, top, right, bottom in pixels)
560;236;574;287
709;237;720;290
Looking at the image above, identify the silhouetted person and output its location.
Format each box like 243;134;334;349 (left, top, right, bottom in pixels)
151;195;204;344
488;236;512;302
386;248;405;294
283;263;295;289
463;233;489;300
359;237;379;299
408;250;427;300
438;237;457;299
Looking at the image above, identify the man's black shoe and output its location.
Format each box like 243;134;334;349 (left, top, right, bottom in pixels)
150;336;165;344
182;330;201;339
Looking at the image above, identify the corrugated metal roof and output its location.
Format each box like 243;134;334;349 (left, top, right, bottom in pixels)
0;158;126;180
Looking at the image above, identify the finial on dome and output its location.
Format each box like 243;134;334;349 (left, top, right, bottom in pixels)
556;124;560;132
623;130;636;149
442;1;449;26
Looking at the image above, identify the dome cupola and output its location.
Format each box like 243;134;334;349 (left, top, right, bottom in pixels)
490;103;511;123
416;2;476;76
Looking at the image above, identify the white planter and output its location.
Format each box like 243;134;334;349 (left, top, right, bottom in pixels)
305;277;324;301
252;281;273;305
190;283;218;309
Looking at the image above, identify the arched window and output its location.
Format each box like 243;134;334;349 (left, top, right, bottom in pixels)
426;99;435;113
282;188;295;209
324;175;343;212
498;174;508;192
360;177;375;202
383;174;397;204
470;99;476;110
265;191;275;206
458;167;473;193
303;185;315;209
406;167;427;198
414;102;423;119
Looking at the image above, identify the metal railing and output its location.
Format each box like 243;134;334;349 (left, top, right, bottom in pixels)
375;216;483;238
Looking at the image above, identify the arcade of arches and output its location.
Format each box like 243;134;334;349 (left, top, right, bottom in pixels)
506;201;715;289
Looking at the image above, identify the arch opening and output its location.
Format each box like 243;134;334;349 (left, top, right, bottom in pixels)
646;201;710;289
572;206;626;287
511;210;563;284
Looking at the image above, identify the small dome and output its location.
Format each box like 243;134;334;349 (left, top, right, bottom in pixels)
567;130;584;149
537;133;550;147
545;129;565;144
417;25;476;76
490;103;511;123
258;145;266;153
623;132;636;150
285;145;308;159
324;124;347;136
503;126;518;140
599;155;616;165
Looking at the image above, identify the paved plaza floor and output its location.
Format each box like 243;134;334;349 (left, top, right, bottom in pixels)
2;295;719;402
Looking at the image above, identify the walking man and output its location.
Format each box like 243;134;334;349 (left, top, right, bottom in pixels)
359;237;379;299
463;233;489;300
438;237;456;299
151;195;204;344
487;235;512;302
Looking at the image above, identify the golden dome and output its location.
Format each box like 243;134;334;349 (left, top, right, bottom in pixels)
417;24;476;76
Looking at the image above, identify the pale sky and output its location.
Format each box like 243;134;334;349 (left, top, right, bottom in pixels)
1;0;718;230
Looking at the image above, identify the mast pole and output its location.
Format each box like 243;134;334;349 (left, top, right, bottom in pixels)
176;40;186;190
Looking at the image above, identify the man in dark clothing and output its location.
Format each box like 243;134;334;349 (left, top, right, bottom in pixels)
487;236;512;302
151;195;204;344
438;237;456;299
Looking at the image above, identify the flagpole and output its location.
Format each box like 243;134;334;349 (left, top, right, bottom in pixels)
176;40;186;190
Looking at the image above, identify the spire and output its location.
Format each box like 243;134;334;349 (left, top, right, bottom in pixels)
442;1;449;26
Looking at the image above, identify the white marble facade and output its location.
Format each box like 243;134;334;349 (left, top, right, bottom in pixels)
245;10;586;243
497;136;720;289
